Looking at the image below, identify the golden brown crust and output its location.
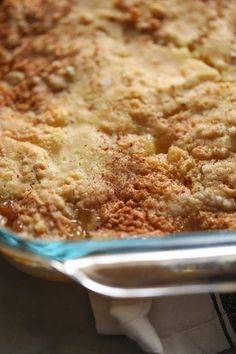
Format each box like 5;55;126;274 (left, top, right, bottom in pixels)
0;0;236;239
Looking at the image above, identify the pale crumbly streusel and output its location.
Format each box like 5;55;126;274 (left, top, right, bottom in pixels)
0;0;236;239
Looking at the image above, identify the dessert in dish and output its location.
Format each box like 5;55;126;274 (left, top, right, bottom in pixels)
0;0;236;240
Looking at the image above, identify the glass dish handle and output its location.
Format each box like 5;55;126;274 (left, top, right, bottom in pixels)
51;244;236;298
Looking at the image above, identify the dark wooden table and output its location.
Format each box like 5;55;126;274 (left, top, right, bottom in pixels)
1;256;235;354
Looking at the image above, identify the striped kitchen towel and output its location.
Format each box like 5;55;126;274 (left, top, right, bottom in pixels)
89;293;236;354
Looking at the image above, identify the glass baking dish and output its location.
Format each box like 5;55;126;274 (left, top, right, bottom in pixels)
1;226;236;298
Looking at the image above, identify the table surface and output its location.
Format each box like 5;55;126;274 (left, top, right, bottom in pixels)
1;256;236;354
0;256;144;354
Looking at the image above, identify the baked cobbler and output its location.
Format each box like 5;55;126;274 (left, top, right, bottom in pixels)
0;0;236;239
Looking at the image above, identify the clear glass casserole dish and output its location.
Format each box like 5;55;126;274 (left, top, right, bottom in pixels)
1;0;236;299
1;226;236;298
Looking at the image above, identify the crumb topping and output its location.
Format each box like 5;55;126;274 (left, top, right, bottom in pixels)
0;0;236;239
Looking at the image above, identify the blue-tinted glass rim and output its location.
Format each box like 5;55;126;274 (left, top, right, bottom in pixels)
1;226;236;262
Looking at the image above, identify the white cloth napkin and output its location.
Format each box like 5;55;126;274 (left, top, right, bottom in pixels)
89;292;236;354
